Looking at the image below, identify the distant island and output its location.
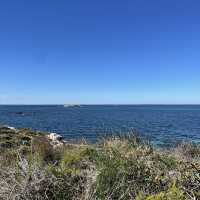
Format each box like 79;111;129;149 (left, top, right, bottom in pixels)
64;104;81;108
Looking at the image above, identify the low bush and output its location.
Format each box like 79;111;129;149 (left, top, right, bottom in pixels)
0;128;199;199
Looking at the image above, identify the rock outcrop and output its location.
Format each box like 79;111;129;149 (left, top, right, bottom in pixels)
0;126;66;150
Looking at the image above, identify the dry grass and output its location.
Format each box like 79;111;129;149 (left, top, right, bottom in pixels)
0;128;199;199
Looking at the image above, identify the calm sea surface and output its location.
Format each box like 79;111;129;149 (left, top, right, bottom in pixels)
0;105;200;146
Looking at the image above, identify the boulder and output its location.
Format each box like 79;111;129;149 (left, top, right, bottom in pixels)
47;133;65;148
47;133;63;141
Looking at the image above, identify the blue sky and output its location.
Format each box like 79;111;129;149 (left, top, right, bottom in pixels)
0;0;200;104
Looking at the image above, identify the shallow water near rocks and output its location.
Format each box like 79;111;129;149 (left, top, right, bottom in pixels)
0;105;200;146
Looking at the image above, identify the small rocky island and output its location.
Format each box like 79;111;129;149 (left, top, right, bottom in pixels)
64;104;81;108
0;126;199;199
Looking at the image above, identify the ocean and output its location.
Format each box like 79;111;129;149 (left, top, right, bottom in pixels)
0;105;200;146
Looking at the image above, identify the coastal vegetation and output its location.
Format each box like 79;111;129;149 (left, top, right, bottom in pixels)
0;127;199;200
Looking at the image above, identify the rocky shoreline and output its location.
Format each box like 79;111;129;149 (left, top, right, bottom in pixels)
0;125;66;149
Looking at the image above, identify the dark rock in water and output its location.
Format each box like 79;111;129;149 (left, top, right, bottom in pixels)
15;112;25;115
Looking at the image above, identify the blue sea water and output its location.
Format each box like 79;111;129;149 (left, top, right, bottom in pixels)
0;105;200;146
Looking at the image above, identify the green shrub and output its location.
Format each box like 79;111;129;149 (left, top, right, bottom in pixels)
146;183;186;200
0;128;199;200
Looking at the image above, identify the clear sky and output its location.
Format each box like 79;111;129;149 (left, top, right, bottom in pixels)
0;0;200;104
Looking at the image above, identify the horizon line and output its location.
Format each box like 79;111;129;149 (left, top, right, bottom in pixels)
0;104;200;106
